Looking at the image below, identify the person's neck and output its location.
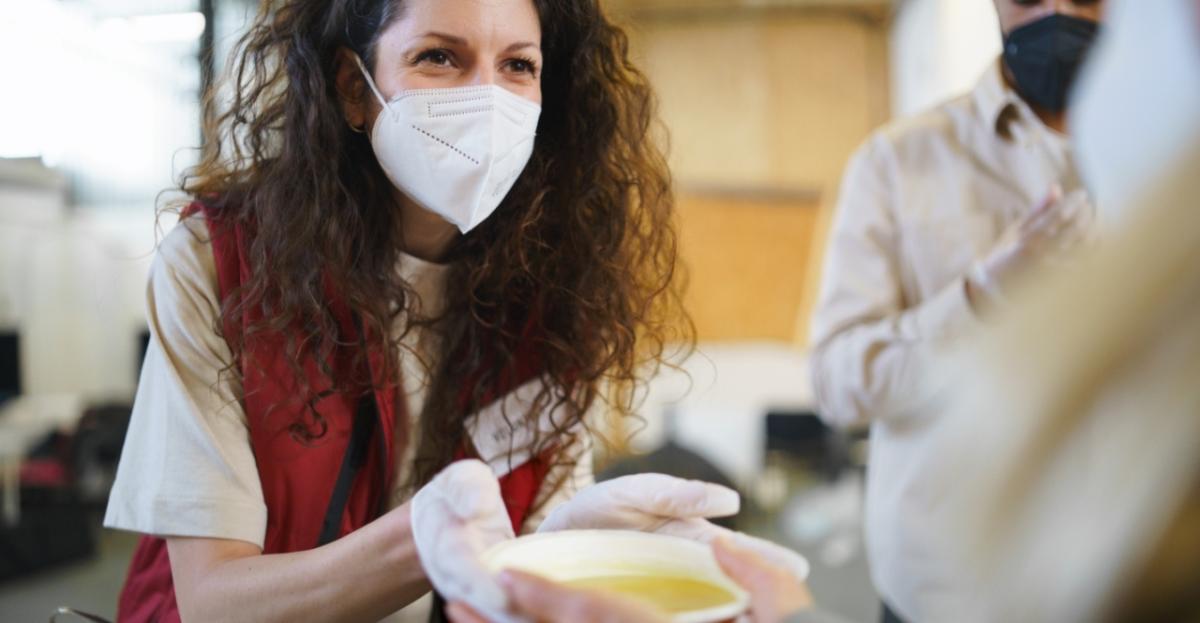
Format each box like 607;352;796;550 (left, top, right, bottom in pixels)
396;191;458;263
1032;105;1068;135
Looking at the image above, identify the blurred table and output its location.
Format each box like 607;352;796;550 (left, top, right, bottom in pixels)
0;394;84;525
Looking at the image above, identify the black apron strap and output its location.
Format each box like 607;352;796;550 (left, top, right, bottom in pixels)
316;314;381;548
429;593;450;623
316;390;378;547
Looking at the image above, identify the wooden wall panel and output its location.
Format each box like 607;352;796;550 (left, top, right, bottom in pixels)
676;194;821;341
627;14;887;193
616;9;893;343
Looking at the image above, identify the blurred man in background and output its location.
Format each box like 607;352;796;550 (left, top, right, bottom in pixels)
809;1;1105;621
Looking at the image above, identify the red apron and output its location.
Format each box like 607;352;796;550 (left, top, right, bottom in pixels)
116;203;553;622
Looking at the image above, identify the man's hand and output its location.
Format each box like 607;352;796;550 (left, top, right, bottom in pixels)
968;185;1094;308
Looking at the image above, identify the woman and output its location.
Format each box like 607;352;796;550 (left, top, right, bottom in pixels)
104;0;695;620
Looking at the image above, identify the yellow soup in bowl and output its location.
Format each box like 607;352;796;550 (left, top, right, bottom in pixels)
481;530;751;623
563;575;739;615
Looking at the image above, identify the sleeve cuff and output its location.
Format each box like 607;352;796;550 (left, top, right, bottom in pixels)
104;493;268;549
911;277;982;339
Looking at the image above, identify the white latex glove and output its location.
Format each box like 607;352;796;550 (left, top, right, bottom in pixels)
537;474;810;581
969;185;1095;307
411;460;520;623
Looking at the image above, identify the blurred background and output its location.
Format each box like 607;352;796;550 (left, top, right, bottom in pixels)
0;0;1004;620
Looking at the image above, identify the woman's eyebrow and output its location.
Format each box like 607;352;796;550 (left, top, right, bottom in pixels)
503;41;541;54
409;32;540;54
414;31;469;46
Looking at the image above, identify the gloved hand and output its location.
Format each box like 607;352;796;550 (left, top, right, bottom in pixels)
968;185;1095;308
537;474;810;582
411;460;519;623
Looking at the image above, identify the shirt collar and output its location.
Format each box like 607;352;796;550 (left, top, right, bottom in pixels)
973;59;1028;141
971;58;1081;194
975;59;1073;149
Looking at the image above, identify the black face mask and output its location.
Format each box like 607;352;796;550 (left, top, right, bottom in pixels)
1002;14;1099;113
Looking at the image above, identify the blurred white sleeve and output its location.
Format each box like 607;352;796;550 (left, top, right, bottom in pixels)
809;136;978;428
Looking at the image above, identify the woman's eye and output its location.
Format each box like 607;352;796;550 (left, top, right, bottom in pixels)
506;58;538;76
415;49;453;67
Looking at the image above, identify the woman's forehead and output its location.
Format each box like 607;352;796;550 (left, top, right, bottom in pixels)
384;0;542;46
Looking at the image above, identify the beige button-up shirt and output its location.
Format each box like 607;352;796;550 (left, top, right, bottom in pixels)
809;61;1084;621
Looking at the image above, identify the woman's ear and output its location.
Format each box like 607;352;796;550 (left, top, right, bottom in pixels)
335;47;369;132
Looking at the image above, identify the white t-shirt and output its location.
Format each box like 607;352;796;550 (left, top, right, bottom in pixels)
104;215;592;570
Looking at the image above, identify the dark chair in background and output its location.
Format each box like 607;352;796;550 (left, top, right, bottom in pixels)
71;404;132;508
764;410;858;483
0;331;20;407
0;403;132;583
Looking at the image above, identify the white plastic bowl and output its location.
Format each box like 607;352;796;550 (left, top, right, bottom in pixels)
480;530;750;623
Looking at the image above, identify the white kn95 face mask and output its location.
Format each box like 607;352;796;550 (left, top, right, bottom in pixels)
354;55;541;233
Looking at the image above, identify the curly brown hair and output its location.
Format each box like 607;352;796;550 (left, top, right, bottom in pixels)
177;0;690;490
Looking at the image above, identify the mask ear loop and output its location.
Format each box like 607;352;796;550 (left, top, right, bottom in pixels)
353;54;393;119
